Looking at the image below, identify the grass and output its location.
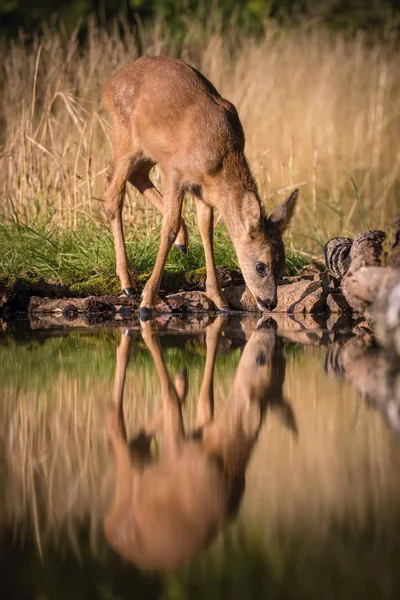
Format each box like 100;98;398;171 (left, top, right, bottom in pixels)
1;13;399;300
0;210;237;283
0;207;308;307
0;328;242;394
2;19;400;233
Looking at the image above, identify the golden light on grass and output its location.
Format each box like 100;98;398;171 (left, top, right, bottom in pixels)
1;19;399;253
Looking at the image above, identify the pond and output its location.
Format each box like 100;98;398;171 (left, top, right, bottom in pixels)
1;312;400;599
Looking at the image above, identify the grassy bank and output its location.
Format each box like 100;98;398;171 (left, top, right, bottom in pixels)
0;209;308;310
1;15;399;302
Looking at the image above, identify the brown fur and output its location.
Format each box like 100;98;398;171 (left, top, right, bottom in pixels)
102;55;299;311
104;318;297;571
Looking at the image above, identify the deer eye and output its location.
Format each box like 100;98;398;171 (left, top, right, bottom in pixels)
255;262;267;276
256;352;267;366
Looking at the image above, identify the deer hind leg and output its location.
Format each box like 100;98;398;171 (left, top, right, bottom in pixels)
195;197;229;311
130;367;188;441
106;155;135;294
139;171;184;317
130;164;189;254
140;320;185;461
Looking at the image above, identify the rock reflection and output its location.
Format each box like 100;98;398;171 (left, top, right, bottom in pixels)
104;316;297;571
325;335;400;435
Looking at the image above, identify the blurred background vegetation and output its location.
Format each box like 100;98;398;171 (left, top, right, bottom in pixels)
1;0;400;39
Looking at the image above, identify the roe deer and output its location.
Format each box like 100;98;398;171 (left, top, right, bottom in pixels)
104;317;297;571
102;55;299;318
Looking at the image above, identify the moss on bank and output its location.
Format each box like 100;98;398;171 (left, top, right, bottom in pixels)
69;275;121;297
0;267;224;313
0;216;310;313
0;258;314;314
0;275;71;312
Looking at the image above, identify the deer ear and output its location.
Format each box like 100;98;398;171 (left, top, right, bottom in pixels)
241;192;262;237
269;188;299;234
272;398;298;438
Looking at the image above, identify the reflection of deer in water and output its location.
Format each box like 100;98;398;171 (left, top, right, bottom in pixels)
104;317;297;571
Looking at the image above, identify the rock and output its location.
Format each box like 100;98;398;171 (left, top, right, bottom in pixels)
323;230;386;282
154;291;214;313
217;266;245;287
277;280;327;313
0;275;72;312
182;266;244;291
373;279;400;356
221;286;259;311
326;290;352;314
29;294;140;314
389;214;400;268
298;261;326;276
223;280;327;313
280;275;314;285
348;230;386;272
323;237;353;280
341;266;399;313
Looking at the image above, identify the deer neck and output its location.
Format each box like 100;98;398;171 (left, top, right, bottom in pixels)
210;151;261;247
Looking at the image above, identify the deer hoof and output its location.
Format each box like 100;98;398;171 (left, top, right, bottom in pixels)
122;287;135;296
175;244;188;255
139;306;153;321
219;305;231;312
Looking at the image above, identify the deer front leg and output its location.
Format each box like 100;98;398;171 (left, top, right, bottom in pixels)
106;160;134;295
195;316;224;429
140;173;184;319
108;331;131;449
195;199;229;311
105;331;135;544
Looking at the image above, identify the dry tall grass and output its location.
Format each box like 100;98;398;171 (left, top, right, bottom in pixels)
1;17;399;251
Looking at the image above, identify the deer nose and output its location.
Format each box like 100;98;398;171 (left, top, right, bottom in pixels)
257;297;277;311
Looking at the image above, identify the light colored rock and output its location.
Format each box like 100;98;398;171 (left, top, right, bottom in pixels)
277;280;327;313
223;280;327;313
374;279;400;356
342;266;399;313
221;286;259;311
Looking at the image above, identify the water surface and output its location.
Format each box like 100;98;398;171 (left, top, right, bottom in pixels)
1;313;400;599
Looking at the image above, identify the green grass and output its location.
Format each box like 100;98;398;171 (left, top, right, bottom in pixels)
0;210;309;308
0;328;242;394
